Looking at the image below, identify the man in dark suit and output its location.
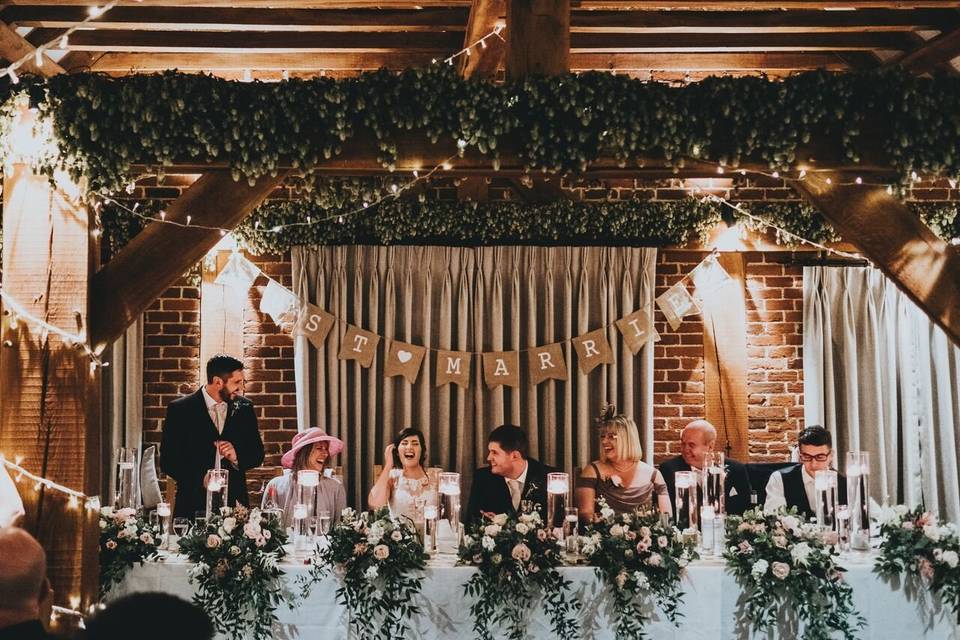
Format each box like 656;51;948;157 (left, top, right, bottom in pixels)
0;527;53;640
161;354;264;519
660;419;753;516
466;424;553;525
764;425;846;520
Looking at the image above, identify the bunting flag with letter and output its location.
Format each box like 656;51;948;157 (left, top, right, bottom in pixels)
656;281;700;331
260;279;301;333
214;251;262;291
571;328;615;374
527;342;567;384
436;350;471;388
384;340;426;384
615;307;658;355
338;324;380;368
294;301;335;349
689;252;732;300
482;351;520;388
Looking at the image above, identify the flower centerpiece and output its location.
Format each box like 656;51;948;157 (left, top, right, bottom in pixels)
308;507;429;640
724;508;864;640
98;507;161;599
458;511;580;640
580;499;698;640
875;504;960;618
177;506;288;640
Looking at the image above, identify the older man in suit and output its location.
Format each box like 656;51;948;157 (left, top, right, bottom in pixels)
466;424;553;525
0;527;53;640
660;419;753;516
161;354;264;518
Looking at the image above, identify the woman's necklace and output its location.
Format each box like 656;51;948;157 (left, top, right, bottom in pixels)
610;460;635;474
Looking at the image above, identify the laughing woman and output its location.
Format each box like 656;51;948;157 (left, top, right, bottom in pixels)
368;427;437;530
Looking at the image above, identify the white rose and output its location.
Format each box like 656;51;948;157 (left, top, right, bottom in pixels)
751;559;769;578
99;520;107;530
790;542;812;566
373;544;390;560
493;514;508;526
600;505;615;520
942;550;959;569
229;545;241;556
780;515;800;533
610;524;624;538
484;524;501;538
222;517;237;534
482;535;496;551
632;572;649;590
364;566;379;580
647;553;662;567
391;530;403;542
100;507;115;517
515;523;529;535
924;525;942;542
243;522;262;539
771;561;791;580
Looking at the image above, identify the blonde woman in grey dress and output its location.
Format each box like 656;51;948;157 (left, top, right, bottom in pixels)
576;405;671;523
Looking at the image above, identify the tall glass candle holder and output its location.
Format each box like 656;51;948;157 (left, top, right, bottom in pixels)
703;452;726;515
675;470;698;532
205;469;229;520
546;472;570;538
156;502;171;550
845;451;871;550
815;470;839;540
423;504;438;554
296;470;320;552
438;472;461;554
700;505;716;555
115;448;140;509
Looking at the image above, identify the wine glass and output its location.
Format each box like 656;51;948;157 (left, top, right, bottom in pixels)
318;510;332;536
173;517;189;538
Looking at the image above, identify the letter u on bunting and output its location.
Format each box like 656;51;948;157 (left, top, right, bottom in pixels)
527;343;567;385
482;351;520;388
615;308;659;355
294;302;335;349
436;350;471;388
571;328;615;374
338;325;380;368
260;279;301;333
384;340;426;384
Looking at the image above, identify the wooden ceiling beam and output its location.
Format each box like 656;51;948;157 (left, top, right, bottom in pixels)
460;0;505;79
793;174;960;347
892;25;960;74
506;0;570;79
0;19;63;75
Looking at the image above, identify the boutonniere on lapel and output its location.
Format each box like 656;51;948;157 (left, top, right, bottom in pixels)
522;481;540;499
229;396;252;420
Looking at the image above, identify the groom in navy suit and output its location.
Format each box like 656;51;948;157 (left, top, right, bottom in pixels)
160;354;264;518
466;424;553;525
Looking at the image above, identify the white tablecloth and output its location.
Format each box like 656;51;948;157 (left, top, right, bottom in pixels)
115;551;960;639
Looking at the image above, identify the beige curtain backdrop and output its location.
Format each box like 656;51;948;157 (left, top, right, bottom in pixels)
292;246;657;508
804;267;960;522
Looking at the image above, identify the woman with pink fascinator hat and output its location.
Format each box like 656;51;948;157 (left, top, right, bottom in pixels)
261;427;346;529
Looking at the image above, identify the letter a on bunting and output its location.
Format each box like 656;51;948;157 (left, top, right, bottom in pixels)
436;350;471;388
338;324;380;368
482;351;520;388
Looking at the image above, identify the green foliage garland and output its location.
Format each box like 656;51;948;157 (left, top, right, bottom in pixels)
4;67;960;199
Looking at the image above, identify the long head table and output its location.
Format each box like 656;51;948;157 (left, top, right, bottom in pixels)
113;550;960;639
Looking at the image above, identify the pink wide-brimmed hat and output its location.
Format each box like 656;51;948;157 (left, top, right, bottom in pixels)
281;428;345;469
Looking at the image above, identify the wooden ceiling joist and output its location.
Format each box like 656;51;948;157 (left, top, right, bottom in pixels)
893;26;960;74
459;0;505;79
0;19;63;75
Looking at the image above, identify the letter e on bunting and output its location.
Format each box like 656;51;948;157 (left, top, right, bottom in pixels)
656;281;700;331
527;343;567;385
571;328;615;375
338;325;380;368
260;279;301;333
294;302;335;349
436;350;471;388
615;308;659;355
384;340;426;384
482;351;520;388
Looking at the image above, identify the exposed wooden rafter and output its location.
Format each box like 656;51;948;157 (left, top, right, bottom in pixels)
459;0;505;78
0;19;64;75
893;25;960;74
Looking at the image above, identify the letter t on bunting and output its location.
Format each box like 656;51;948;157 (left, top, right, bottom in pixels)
436;350;471;388
384;340;426;384
571;328;615;374
615;308;659;355
482;351;520;388
338;325;380;368
527;342;568;385
294;302;335;349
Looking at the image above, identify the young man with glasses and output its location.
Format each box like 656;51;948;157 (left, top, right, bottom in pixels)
763;425;846;519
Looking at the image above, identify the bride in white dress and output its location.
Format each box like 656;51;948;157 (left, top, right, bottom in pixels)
368;427;437;534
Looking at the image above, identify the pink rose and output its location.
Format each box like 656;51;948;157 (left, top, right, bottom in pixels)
206;534;222;548
139;533;154;545
771;561;790;580
625;530;637;541
657;536;669;549
105;540;117;550
391;530;403;542
647;553;662;567
373;544;390;560
536;529;547;542
738;540;753;554
353;543;368;556
918;557;935;581
615;572;628;589
528;563;540;573
511;543;532;562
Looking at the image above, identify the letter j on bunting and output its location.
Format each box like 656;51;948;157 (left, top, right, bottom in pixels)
527;342;568;385
337;324;380;368
384;340;426;384
571;328;615;374
294;302;335;349
615;308;659;355
482;351;520;388
656;281;700;331
435;350;471;388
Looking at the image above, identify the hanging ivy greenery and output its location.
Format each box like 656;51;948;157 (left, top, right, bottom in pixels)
100;196;959;256
2;67;959;200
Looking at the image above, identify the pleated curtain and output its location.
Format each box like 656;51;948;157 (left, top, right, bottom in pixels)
804;267;960;521
292;246;657;508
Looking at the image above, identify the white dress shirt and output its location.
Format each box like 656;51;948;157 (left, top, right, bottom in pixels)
764;465;816;512
505;460;529;510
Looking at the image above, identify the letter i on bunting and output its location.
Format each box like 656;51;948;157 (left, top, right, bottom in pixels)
615;308;659;354
294;302;335;349
436;350;471;388
571;328;615;374
527;343;567;385
482;351;520;388
338;325;380;368
656;281;700;331
384;340;426;384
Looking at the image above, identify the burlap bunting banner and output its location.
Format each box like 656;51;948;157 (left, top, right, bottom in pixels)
571;328;615;375
259;279;301;333
615;308;659;355
482;351;520;388
338;325;380;368
295;301;335;349
436;350;471;388
527;343;568;385
656;281;700;331
384;340;426;384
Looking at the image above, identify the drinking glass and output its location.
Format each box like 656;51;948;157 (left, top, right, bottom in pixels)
173;517;190;538
318;510;332;536
563;507;579;559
